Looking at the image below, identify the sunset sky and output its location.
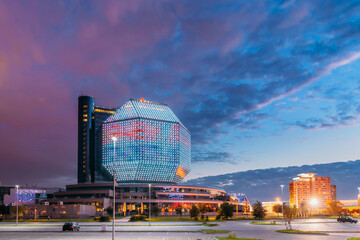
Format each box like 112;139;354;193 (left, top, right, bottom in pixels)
1;0;360;187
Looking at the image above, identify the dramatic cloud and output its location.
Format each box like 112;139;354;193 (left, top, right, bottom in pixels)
1;0;360;186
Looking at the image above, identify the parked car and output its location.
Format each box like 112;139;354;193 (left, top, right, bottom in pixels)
337;216;358;223
62;222;80;231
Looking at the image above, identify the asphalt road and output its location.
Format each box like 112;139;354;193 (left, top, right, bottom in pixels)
1;219;360;239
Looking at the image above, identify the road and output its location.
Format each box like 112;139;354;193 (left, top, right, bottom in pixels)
1;218;360;239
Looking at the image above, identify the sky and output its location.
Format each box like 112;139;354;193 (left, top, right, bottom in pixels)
1;0;360;187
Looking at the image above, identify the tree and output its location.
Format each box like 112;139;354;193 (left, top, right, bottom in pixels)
189;204;200;220
219;202;234;220
325;201;343;216
272;204;282;216
298;202;309;218
152;204;160;216
105;206;113;216
10;206;27;218
175;204;183;218
283;205;297;229
252;201;266;220
200;205;209;220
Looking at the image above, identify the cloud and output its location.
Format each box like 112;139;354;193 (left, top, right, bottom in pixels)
192;150;237;165
1;0;360;185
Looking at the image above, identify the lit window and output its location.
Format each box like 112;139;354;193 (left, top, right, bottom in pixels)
83;105;88;108
83;114;88;117
83;119;88;122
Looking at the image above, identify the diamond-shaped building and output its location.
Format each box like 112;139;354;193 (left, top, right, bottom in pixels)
102;98;191;184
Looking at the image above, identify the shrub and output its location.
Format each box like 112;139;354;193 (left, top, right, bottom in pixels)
99;216;111;222
129;214;147;222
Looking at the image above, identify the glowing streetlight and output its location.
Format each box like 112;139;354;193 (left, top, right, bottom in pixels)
310;198;318;207
111;137;117;240
310;198;318;216
15;185;19;226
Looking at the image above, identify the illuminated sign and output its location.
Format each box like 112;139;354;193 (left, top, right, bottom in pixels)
169;194;184;200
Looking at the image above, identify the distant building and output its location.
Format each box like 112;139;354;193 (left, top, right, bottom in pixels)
289;173;336;209
3;187;59;206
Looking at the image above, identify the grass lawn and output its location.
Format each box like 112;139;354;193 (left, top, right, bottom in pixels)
276;229;328;235
3;216;124;222
250;221;281;225
347;238;360;240
216;234;263;240
148;215;217;222
201;229;231;234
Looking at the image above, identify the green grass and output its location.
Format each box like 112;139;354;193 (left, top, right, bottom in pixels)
276;229;328;235
250;221;281;225
347;238;360;240
2;216;124;222
201;229;231;234
146;215;217;222
216;233;262;240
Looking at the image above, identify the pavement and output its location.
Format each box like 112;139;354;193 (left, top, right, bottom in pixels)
1;218;360;239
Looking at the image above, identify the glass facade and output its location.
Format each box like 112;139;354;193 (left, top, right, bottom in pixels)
102;99;191;184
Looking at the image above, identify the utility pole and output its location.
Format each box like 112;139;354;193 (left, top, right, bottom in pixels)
280;184;284;224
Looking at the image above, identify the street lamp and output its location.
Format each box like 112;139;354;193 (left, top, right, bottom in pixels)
111;136;117;240
15;185;19;226
280;185;284;223
310;198;318;216
149;184;151;226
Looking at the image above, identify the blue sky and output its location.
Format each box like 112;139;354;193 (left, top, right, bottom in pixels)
0;0;360;186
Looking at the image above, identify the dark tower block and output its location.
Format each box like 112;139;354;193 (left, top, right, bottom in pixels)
90;107;117;182
78;96;94;183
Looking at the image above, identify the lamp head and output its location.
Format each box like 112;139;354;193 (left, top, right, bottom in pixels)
15;185;19;188
310;198;318;206
112;137;117;141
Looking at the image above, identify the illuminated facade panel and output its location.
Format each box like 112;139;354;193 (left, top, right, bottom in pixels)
102;99;191;184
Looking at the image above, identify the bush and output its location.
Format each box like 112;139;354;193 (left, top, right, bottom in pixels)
99;216;111;222
216;215;221;220
129;214;147;222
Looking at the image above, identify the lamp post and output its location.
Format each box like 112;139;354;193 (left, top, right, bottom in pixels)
280;185;284;224
310;198;318;217
15;185;19;226
149;184;151;226
111;137;117;240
